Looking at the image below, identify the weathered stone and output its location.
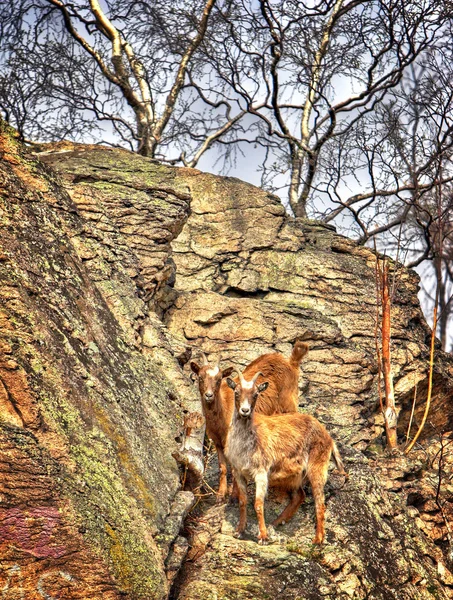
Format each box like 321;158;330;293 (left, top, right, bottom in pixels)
0;127;199;599
14;136;453;599
174;448;451;599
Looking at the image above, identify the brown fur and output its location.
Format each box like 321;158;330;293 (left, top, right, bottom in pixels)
190;341;309;500
225;371;347;544
242;340;308;414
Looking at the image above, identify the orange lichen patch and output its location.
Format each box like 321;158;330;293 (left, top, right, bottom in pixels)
105;523;135;594
0;129;49;193
13;166;50;193
91;402;156;518
0;365;41;430
0;377;24;428
0;129;21;166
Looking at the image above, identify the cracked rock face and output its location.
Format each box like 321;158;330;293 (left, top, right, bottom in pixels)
175;449;447;600
0;130;198;599
166;172;453;448
161;171;453;599
36;141;191;313
8;137;453;598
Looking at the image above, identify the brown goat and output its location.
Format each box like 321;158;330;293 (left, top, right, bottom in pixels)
225;369;347;544
190;341;309;501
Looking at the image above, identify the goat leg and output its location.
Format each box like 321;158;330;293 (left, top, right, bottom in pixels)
216;446;228;503
309;464;328;544
254;470;269;545
229;476;239;503
233;472;248;538
312;500;326;544
272;487;305;527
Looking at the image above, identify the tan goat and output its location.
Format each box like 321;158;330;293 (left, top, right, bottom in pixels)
190;341;309;501
225;369;347;544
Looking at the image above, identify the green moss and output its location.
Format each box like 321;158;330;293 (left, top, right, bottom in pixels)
33;359;167;598
0;119;20;139
426;584;441;598
286;540;322;561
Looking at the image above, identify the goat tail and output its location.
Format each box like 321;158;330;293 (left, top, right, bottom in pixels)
332;441;348;477
289;339;309;367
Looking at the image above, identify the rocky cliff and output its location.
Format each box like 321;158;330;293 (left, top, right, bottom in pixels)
0;124;452;599
0;127;197;599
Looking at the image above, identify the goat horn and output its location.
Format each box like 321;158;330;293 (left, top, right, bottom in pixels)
251;371;263;385
231;368;246;385
201;352;209;366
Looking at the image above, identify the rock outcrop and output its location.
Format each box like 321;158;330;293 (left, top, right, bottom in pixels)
162;162;453;599
165;173;453;447
1;127;452;598
0;127;197;599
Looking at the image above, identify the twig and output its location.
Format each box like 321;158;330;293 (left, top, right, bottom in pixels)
406;379;418;442
404;298;437;454
374;244;384;415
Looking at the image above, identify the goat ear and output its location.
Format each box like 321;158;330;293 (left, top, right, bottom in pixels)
226;378;236;390
222;366;234;378
190;361;200;375
257;382;269;393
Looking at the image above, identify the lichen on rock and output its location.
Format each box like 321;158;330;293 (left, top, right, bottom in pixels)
0;129;197;599
1;131;451;599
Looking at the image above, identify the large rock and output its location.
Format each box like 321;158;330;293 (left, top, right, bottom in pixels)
162;168;453;599
166;171;453;446
6;135;451;598
174;449;448;600
0;127;197;599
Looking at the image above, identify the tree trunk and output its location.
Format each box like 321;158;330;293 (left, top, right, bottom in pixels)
136;118;156;158
289;154;306;217
437;259;449;351
381;260;398;449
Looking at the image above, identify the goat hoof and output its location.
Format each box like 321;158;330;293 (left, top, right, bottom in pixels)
312;536;323;545
233;530;245;539
258;537;268;546
271;519;284;527
216;495;227;505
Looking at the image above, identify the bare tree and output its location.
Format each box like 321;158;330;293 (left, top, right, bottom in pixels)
410;184;453;352
0;0;247;164
313;43;453;351
361;61;453;350
2;1;451;206
202;0;450;217
1;0;453;336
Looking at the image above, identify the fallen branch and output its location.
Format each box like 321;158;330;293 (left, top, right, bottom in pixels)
172;412;206;490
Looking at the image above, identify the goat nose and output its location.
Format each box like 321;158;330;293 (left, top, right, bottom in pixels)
205;392;214;401
240;407;251;417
